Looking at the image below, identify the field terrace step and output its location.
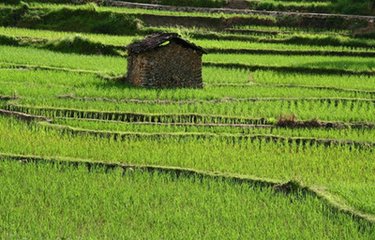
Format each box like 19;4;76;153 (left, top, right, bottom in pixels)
0;153;374;224
98;1;375;31
102;0;375;20
24;3;375;31
3;33;375;58
22;121;375;149
56;95;375;105
4;105;375;130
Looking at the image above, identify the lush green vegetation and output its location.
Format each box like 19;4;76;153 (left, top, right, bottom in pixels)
1;0;374;237
334;0;375;15
205;53;375;72
247;0;373;15
1;26;374;56
248;0;334;13
8;0;374;16
0;45;123;73
55;118;375;142
0;117;375;216
0;3;142;35
1;68;374;100
0;29;367;54
1;160;374;239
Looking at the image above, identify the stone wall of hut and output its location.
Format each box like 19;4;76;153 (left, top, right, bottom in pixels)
127;54;148;86
127;41;203;88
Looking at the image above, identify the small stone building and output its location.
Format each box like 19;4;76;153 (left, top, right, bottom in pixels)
126;33;206;88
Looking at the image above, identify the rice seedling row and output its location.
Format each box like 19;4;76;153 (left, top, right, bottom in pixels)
53;118;375;142
35;120;375;150
8;96;375;122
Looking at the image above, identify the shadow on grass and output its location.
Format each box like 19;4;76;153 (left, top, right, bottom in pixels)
297;60;375;72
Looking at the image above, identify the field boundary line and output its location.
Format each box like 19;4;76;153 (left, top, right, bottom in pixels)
59;118;273;128
38;122;375;149
55;117;375;130
5;104;375;129
57;95;375;104
0;152;373;224
4;104;268;124
0;109;52;122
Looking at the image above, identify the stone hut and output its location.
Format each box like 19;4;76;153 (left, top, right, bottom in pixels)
126;33;206;88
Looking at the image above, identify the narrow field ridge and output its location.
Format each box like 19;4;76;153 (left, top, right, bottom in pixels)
5;105;375;129
56;118;375;130
39;122;375;149
0;153;373;224
64;118;273;128
0;109;52;123
57;95;375;104
5;104;269;125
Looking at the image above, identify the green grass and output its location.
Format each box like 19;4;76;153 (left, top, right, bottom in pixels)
0;45;124;74
24;2;269;19
2;26;375;54
205;53;375;72
54;118;375;142
0;117;374;217
248;0;334;13
1;68;374;102
0;26;137;46
253;70;375;90
0;4;141;35
1;159;374;239
112;0;226;8
1;2;375;234
12;97;375;122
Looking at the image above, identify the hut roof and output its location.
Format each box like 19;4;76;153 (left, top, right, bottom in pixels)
127;33;207;55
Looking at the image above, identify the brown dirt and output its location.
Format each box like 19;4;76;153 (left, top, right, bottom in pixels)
225;0;249;9
0;109;52;123
273;181;304;195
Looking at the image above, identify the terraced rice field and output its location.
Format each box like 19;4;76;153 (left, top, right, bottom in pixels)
0;0;374;238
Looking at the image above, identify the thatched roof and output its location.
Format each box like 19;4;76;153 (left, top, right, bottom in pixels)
127;33;207;55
